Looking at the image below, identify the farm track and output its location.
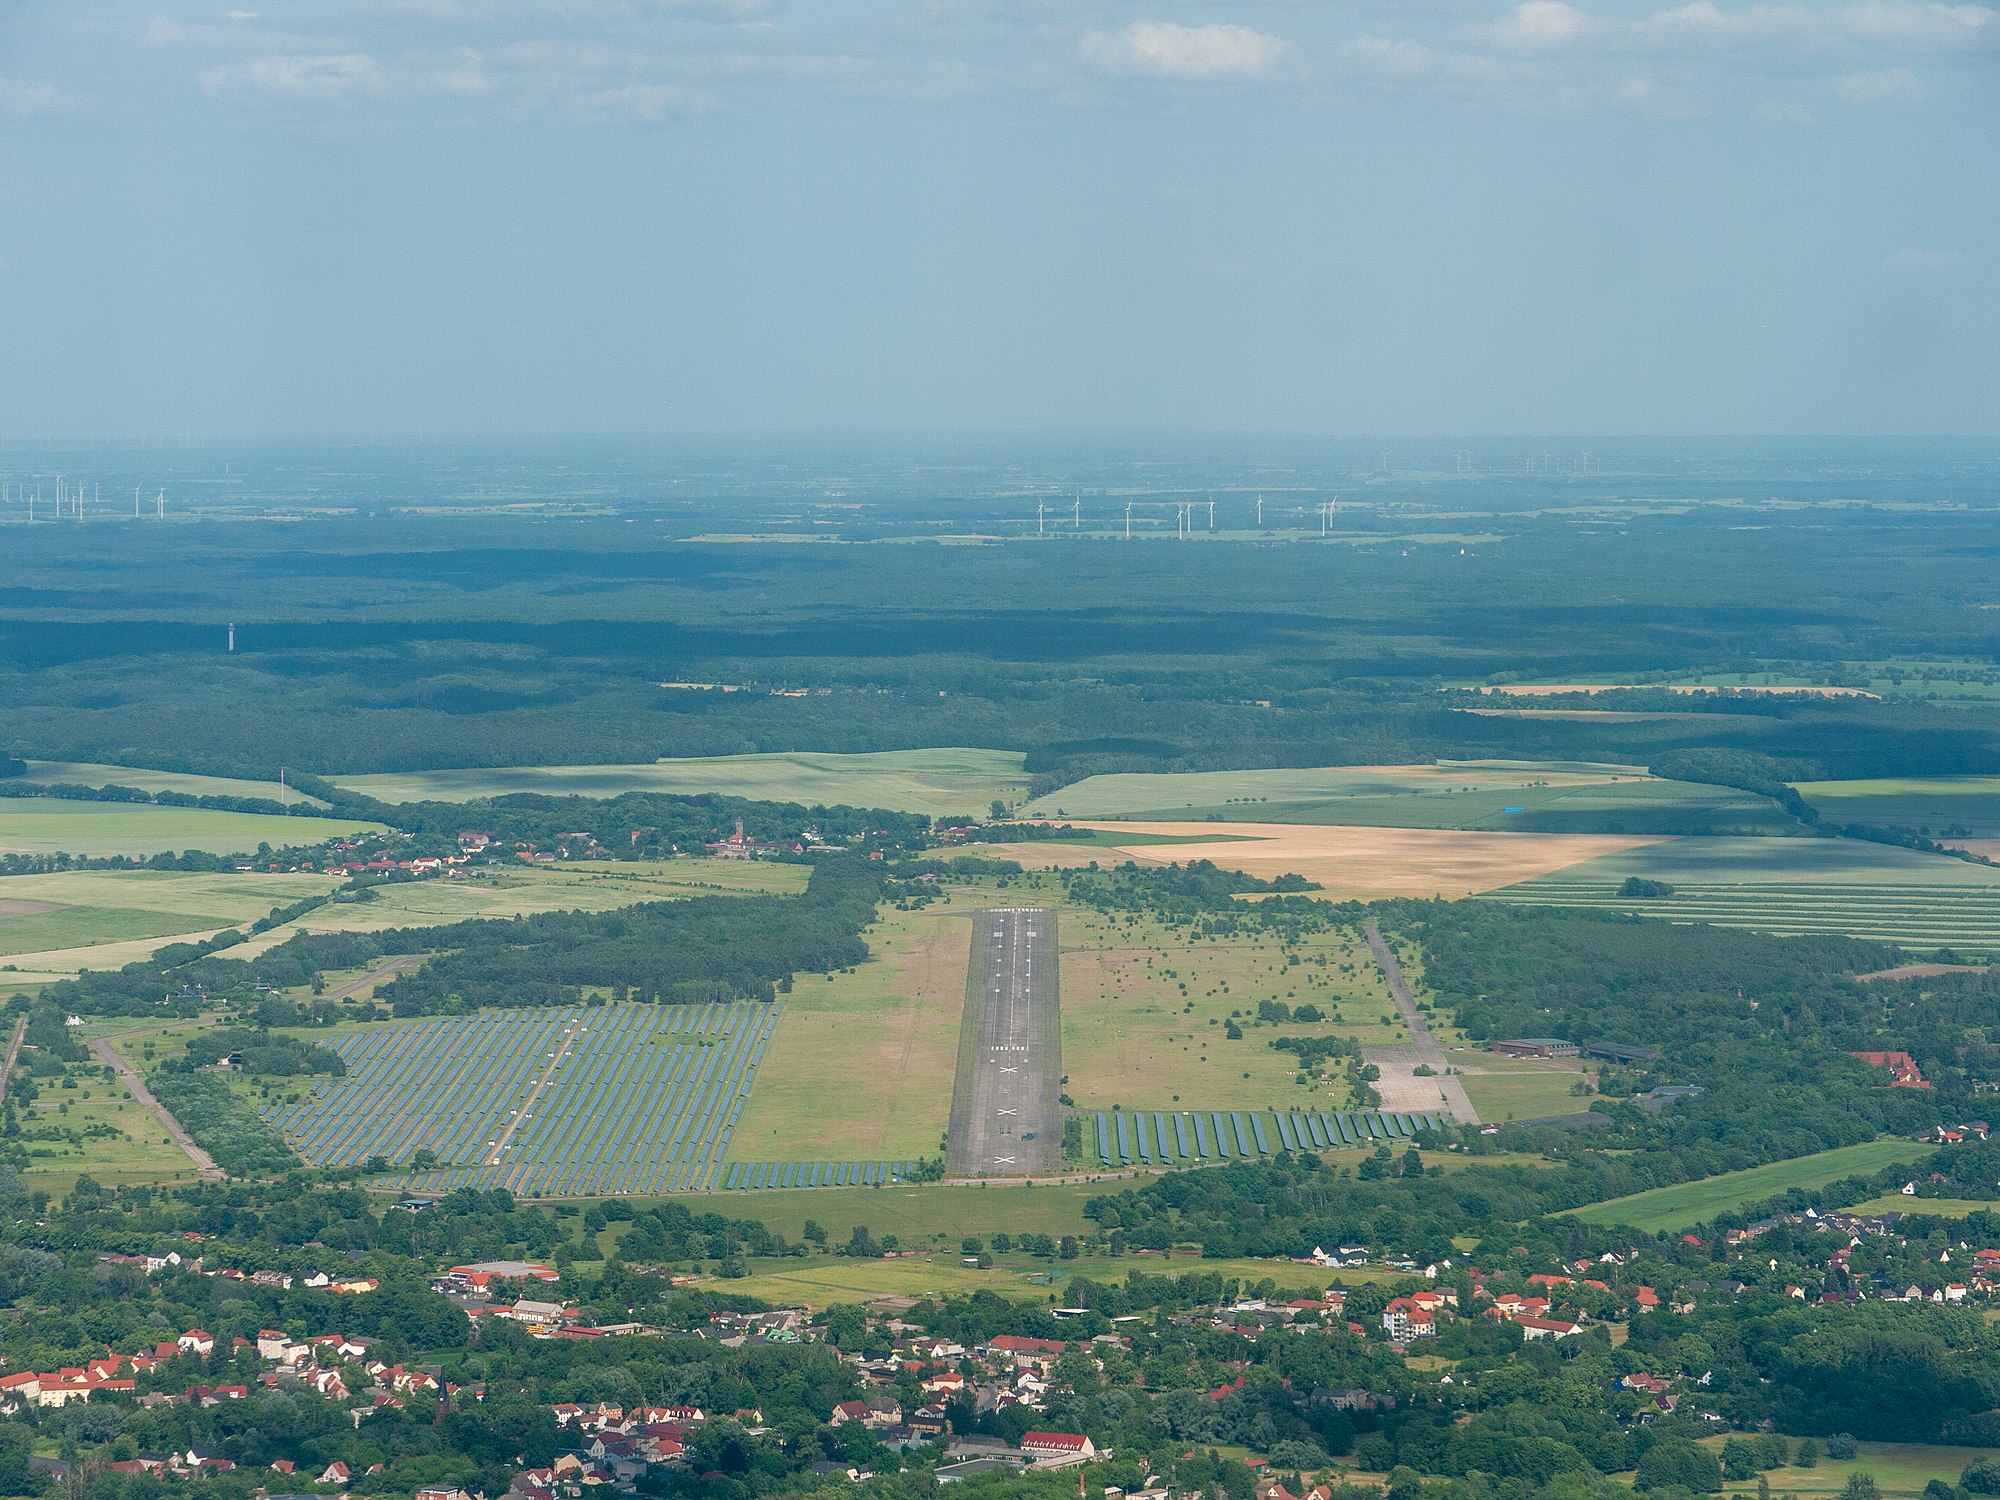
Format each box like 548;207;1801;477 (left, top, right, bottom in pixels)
1364;920;1480;1124
90;1036;224;1180
0;1017;25;1108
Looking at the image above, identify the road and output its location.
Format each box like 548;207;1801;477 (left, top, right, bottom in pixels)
1362;920;1480;1124
945;908;1062;1177
322;953;423;1002
0;1017;24;1109
90;1036;225;1180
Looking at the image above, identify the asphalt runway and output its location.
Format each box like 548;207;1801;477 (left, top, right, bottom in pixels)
945;908;1061;1176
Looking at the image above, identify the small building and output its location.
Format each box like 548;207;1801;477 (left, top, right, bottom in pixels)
1020;1431;1097;1467
1492;1038;1578;1059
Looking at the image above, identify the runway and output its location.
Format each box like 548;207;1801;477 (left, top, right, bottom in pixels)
945;908;1061;1177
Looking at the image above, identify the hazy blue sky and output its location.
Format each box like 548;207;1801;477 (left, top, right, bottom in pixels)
1;1;1993;437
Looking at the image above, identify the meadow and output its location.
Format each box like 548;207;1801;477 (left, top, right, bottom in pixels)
1059;908;1402;1113
0;868;341;978
229;859;808;957
1454;1052;1597;1123
720;1250;1337;1308
0;796;382;858
1481;836;2000;952
673;1181;1101;1245
332;748;1031;820
1566;1138;1934;1232
11;1033;214;1198
1708;1440;1999;1499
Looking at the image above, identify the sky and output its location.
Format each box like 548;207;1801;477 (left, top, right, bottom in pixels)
0;1;1994;438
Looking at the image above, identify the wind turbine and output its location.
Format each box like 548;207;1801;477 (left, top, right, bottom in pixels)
1124;501;1132;540
1037;500;1045;539
1073;494;1080;528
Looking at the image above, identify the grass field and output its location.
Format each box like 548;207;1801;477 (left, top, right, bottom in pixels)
1455;1052;1597;1122
1796;777;2000;838
1481;835;2000;952
1024;763;1785;836
1567;1139;1934;1232
14;1053;212;1197
0;797;383;858
1020;761;1644;820
1845;1194;1996;1218
18;760;327;807
333;748;1031;819
1709;1440;1998;1498
1060;910;1402;1112
720;1250;1337;1307
726;892;984;1165
0;869;341;973
670;1182;1101;1244
230;860;807;957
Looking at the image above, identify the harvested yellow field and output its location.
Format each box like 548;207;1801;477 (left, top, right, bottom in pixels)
1483;683;1878;699
1027;822;1661;898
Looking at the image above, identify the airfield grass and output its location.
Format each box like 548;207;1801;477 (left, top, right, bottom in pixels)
1481;835;2000;952
726;894;981;1165
1566;1138;1934;1232
1706;1440;1999;1498
20;760;328;807
333;748;1031;820
0;797;384;859
1059;909;1402;1113
1455;1053;1598;1122
1795;776;2000;839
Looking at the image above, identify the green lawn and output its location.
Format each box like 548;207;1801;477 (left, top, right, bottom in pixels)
1795;777;2000;839
1709;1440;2000;1498
332;748;1031;820
1567;1139;1934;1232
1845;1194;1996;1219
718;1250;1337;1307
670;1182;1101;1245
0;798;383;858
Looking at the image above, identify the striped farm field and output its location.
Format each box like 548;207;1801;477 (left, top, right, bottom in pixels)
1479;836;2000;952
263;1002;779;1197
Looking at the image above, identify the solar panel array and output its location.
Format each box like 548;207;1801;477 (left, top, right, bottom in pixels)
1090;1108;1445;1167
261;1002;779;1197
721;1162;916;1190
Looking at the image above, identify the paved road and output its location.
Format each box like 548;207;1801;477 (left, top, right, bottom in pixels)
91;1036;225;1179
1363;920;1480;1124
945;908;1062;1177
323;953;423;1002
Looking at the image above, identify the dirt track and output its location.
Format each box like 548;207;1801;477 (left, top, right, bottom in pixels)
1363;921;1479;1124
91;1036;224;1180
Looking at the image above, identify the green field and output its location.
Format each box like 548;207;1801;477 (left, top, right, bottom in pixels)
720;1250;1335;1307
1456;1052;1597;1122
1844;1194;1995;1218
0;797;383;858
333;748;1031;819
1022;761;1648;821
232;859;807;957
18;760;326;807
0;869;342;974
1567;1139;1933;1232
1710;1440;2000;1499
1060;907;1402;1112
663;1182;1100;1245
1796;776;2000;839
1480;835;2000;951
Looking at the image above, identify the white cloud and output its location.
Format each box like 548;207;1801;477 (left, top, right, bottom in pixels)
1832;65;1926;97
1885;247;1972;268
1080;21;1288;81
567;82;715;122
1618;74;1707;113
201;52;386;100
1473;0;1998;52
0;77;88;116
1759;98;1819;122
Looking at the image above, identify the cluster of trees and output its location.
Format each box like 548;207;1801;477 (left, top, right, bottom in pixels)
171;1028;346;1078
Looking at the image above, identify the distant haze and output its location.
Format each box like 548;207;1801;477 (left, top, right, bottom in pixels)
0;1;1994;438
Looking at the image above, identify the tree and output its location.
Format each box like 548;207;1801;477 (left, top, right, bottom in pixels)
1962;1458;2000;1495
1637;1438;1722;1493
1841;1477;1881;1500
1798;1438;1823;1469
1722;1439;1759;1482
